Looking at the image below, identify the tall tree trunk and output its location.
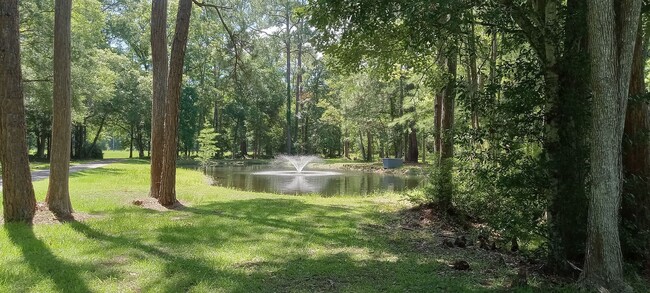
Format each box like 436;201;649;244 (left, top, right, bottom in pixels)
406;126;418;163
137;125;145;159
622;19;650;271
88;115;106;156
0;0;37;223
129;125;134;159
467;11;479;129
46;0;73;218
366;131;373;162
285;3;292;154
434;57;445;155
437;46;457;211
150;0;168;199
581;1;641;291
545;0;591;272
159;0;192;207
358;131;366;161
295;21;303;152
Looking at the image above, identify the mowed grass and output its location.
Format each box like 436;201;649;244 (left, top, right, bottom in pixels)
0;160;573;292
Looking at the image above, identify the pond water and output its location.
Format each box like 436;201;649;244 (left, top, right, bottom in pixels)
203;165;424;196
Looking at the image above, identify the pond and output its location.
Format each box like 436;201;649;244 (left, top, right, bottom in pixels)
203;165;424;196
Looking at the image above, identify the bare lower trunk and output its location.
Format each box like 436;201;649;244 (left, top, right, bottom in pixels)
46;0;74;219
581;1;641;291
150;0;168;199
437;46;457;210
406;126;418;163
159;0;192;207
284;3;292;154
366;131;373;162
0;0;37;223
622;20;650;270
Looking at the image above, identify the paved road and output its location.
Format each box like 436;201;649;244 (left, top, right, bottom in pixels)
0;159;121;189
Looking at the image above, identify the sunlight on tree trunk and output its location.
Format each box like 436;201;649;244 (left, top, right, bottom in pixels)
0;0;36;223
150;0;169;199
159;0;193;207
46;0;74;219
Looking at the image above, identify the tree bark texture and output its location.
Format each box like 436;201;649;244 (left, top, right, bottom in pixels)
437;46;457;210
545;0;591;272
46;0;74;218
406;126;418;163
582;0;641;291
150;0;169;199
285;4;292;154
159;0;192;206
0;0;37;223
622;17;650;271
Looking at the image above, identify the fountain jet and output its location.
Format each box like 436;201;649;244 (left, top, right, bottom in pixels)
277;155;320;172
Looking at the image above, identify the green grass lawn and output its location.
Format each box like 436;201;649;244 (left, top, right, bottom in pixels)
0;160;586;292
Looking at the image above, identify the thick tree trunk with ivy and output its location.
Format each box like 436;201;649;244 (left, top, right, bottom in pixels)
46;0;74;219
159;0;192;207
437;47;457;211
150;0;168;199
509;0;592;273
622;19;650;272
0;0;37;223
581;0;641;291
545;0;591;272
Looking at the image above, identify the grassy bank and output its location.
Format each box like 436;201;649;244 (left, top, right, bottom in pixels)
0;160;583;292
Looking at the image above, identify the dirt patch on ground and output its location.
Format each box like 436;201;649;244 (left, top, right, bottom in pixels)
0;202;102;225
130;197;186;211
381;204;555;289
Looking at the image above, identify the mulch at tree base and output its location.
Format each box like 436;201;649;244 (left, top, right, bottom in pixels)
131;197;186;211
0;202;102;225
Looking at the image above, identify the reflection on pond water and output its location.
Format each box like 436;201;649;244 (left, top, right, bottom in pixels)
203;165;423;196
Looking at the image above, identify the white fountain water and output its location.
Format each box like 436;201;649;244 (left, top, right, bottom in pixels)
277;155;320;172
251;155;340;177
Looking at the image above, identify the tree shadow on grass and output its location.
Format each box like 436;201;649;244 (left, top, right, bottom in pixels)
67;220;253;292
151;198;508;292
4;223;103;293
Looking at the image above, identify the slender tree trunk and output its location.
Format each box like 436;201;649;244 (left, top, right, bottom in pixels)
437;46;457;211
150;0;168;199
581;1;641;291
468;11;479;129
367;131;373;162
89;115;106;155
285;3;292;154
622;19;650;270
407;126;418;163
0;0;37;223
129;126;134;159
434;57;445;155
137;126;145;159
358;131;366;161
159;0;192;206
46;0;73;218
295;21;303;152
422;132;426;163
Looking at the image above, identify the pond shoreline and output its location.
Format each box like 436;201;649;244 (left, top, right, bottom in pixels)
192;158;429;177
